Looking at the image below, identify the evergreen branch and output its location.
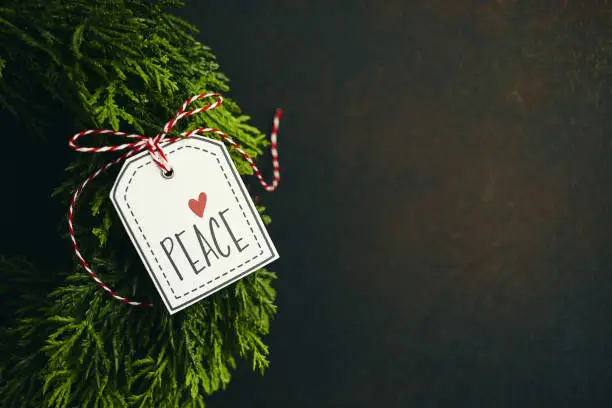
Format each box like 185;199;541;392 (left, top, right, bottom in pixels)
0;0;280;406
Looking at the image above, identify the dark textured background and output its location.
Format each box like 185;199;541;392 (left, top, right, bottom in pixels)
5;0;612;407
174;1;612;407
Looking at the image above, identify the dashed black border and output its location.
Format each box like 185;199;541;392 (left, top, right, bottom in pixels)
124;145;265;299
111;136;277;313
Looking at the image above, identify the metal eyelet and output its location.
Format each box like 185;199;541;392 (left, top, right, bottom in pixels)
161;167;175;179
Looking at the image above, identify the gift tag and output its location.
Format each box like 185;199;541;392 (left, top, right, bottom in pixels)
110;135;279;314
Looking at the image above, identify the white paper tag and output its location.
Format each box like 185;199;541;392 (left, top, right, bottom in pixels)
110;135;279;314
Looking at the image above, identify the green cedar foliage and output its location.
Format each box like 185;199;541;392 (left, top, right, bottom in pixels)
0;1;278;406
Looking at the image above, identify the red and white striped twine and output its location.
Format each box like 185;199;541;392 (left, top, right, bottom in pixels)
68;93;282;307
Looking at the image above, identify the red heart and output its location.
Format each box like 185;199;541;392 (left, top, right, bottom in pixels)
188;192;207;218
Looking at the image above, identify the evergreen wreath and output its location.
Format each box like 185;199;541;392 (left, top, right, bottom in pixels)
0;1;278;407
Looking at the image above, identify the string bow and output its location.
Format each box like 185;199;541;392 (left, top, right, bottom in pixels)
68;93;282;307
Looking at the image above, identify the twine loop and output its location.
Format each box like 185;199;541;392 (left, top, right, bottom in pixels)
67;93;282;307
